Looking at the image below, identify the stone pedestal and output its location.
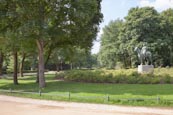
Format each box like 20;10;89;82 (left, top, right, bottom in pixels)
138;65;154;74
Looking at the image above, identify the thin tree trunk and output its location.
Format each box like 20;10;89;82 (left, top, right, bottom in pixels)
20;52;26;77
0;51;3;76
122;54;126;68
56;63;59;72
13;51;18;85
36;39;46;88
70;62;73;70
60;61;63;70
78;63;81;69
36;65;39;83
129;55;132;68
170;46;173;66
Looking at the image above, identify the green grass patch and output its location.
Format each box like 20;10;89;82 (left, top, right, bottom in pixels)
0;69;173;107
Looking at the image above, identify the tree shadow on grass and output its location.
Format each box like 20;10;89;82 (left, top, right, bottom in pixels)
0;74;55;92
1;77;173;96
0;82;39;92
18;75;54;81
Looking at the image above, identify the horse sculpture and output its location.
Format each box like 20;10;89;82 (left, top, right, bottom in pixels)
134;46;152;65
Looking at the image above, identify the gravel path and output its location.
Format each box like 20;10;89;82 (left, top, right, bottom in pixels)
0;95;173;115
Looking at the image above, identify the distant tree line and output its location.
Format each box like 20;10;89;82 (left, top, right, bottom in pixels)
98;7;173;69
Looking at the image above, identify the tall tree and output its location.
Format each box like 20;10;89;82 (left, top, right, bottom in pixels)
19;39;37;77
119;7;164;67
8;0;103;87
98;7;172;68
98;19;123;68
5;31;21;85
0;0;22;84
0;0;8;76
161;8;173;66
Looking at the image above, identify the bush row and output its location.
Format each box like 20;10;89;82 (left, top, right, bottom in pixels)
55;70;173;84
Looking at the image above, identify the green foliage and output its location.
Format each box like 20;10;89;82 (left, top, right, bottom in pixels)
12;0;103;48
0;0;103;87
123;7;161;42
48;46;97;69
98;19;123;68
56;69;173;84
6;56;13;73
98;7;173;68
160;9;173;66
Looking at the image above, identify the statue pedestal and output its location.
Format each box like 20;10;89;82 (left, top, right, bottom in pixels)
138;65;154;74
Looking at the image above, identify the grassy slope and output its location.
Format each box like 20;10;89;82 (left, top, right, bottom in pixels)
0;68;173;106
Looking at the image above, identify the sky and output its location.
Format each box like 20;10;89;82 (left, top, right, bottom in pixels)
91;0;173;54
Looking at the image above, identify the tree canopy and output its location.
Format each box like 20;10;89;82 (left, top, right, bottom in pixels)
98;7;173;68
0;0;103;87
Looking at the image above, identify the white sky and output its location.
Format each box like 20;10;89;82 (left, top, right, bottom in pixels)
91;0;173;54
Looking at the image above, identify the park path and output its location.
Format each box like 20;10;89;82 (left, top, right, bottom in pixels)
0;95;173;115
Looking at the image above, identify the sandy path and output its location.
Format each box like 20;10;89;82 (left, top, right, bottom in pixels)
0;95;173;115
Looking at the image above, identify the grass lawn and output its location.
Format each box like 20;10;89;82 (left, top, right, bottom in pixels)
0;70;173;107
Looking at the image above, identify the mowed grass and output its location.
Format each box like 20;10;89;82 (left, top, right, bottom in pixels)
0;68;173;106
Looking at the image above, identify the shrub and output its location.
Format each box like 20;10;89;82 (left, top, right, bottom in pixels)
55;71;65;80
55;69;173;84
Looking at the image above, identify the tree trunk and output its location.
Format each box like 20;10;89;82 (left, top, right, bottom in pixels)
129;55;132;68
13;51;18;85
122;54;126;68
70;62;73;70
20;52;26;77
170;46;173;66
60;61;63;70
36;39;46;88
0;51;3;76
56;63;59;72
36;65;39;83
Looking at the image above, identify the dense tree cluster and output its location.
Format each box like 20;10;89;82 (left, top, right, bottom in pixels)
98;7;173;69
0;0;103;87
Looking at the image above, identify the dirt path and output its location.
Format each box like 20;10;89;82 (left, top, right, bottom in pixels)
0;95;173;115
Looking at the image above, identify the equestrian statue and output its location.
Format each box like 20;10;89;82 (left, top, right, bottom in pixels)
134;45;152;65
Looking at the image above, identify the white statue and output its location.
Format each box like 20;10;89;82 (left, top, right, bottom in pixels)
134;45;152;65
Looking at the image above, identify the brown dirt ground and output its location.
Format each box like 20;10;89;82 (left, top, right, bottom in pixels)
0;95;173;115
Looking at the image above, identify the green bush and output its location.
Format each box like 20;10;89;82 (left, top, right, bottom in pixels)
55;71;66;79
55;69;173;84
